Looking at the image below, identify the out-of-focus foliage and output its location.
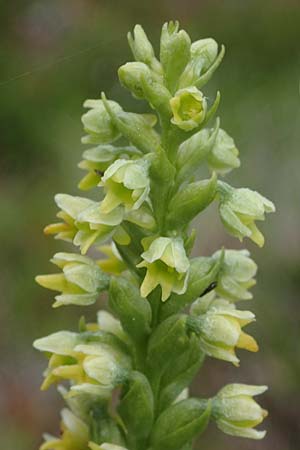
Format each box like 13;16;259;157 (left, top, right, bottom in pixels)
0;1;299;449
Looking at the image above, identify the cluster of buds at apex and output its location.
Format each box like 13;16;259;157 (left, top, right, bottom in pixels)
33;331;130;396
81;99;122;145
170;87;207;131
213;249;257;301
36;253;109;307
207;128;240;174
99;158;150;214
78;144;141;191
217;181;275;247
212;384;268;439
137;236;190;301
189;294;258;365
44;194;125;254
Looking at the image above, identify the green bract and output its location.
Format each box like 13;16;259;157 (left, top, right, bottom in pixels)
207;128;240;174
35;21;273;450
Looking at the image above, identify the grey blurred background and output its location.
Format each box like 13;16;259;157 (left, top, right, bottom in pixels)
1;0;299;448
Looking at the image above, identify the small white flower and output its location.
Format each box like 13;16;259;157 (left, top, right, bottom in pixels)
100;159;150;214
218;182;275;247
137;236;190;301
35;252;109;307
195;297;258;365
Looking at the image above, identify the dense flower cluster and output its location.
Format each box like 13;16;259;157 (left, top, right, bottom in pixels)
35;21;274;450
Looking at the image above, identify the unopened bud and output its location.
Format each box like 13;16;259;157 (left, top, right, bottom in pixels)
212;384;268;439
160;21;191;92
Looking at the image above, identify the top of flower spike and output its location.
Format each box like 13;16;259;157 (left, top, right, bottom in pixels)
39;20;275;307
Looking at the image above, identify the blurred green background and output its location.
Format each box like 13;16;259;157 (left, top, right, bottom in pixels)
1;0;300;448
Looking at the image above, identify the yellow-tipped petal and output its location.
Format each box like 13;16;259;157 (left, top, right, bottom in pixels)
78;171;101;191
249;222;265;247
41;373;57;391
35;274;67;292
44;223;70;235
53;364;85;383
237;331;259;352
140;267;159;298
100;190;122;214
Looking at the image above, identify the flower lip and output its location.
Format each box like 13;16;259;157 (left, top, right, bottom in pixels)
170;87;207;131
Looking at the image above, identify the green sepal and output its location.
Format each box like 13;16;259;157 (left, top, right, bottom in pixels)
159;255;222;321
201;91;221;128
195;45;225;89
160;21;191;93
147;149;176;231
159;334;204;411
101;92;161;154
184;229;197;256
176;119;219;184
114;221;148;276
178;38;219;89
151;398;211;450
119;371;154;442
167;172;217;228
109;276;152;343
147;314;189;374
80;330;130;358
